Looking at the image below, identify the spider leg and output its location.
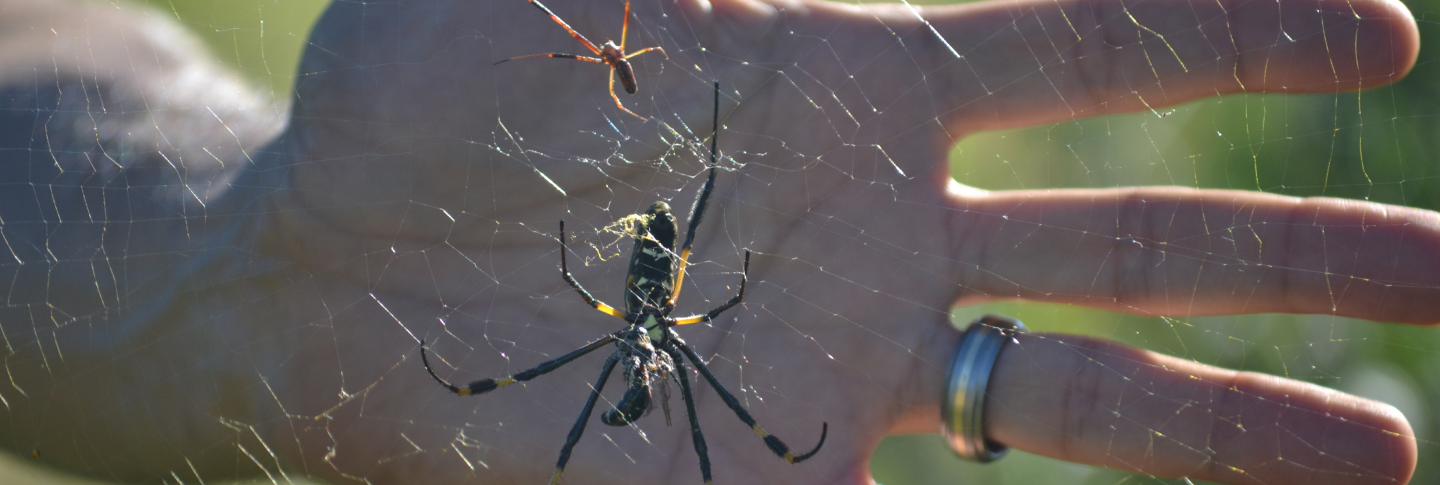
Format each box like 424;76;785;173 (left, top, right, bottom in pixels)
619;0;630;50
669;82;722;307
665;344;713;483
560;220;628;319
421;335;617;396
669;331;828;463
494;53;605;66
622;46;668;60
607;72;647;120
671;249;747;326
527;0;602;55
551;352;622;485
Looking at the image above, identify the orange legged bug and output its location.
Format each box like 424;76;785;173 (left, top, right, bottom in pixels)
496;0;668;120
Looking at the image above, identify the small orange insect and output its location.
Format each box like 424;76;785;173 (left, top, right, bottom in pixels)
497;0;667;120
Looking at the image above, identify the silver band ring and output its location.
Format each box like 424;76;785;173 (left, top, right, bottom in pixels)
942;314;1027;462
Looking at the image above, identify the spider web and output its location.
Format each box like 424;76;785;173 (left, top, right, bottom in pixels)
0;0;1437;484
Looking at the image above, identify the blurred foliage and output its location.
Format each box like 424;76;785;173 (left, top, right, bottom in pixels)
135;0;329;101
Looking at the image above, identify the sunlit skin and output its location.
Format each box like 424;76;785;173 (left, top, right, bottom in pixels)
0;0;1429;484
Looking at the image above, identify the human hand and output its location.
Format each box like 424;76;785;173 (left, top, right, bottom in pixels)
2;0;1428;484
271;0;1427;483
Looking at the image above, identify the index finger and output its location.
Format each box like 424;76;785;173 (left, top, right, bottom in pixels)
945;0;1419;130
756;0;1418;136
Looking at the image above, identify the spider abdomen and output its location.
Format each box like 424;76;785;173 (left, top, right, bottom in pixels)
623;201;678;315
601;42;639;95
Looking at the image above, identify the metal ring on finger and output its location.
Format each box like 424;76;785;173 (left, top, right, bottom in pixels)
942;314;1027;462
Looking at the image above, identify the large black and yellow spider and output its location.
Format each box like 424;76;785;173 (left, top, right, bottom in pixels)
495;0;667;120
421;83;826;484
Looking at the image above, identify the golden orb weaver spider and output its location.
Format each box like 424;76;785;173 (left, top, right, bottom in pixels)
422;83;826;484
495;0;668;120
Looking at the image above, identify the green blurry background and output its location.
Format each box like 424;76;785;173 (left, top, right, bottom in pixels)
5;0;1439;483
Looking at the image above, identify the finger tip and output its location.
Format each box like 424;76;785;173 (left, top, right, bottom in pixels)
1258;0;1422;92
1355;0;1421;87
1301;381;1419;485
1358;400;1418;484
1223;372;1420;485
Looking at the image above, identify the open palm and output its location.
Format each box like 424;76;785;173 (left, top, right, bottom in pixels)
0;0;1428;484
